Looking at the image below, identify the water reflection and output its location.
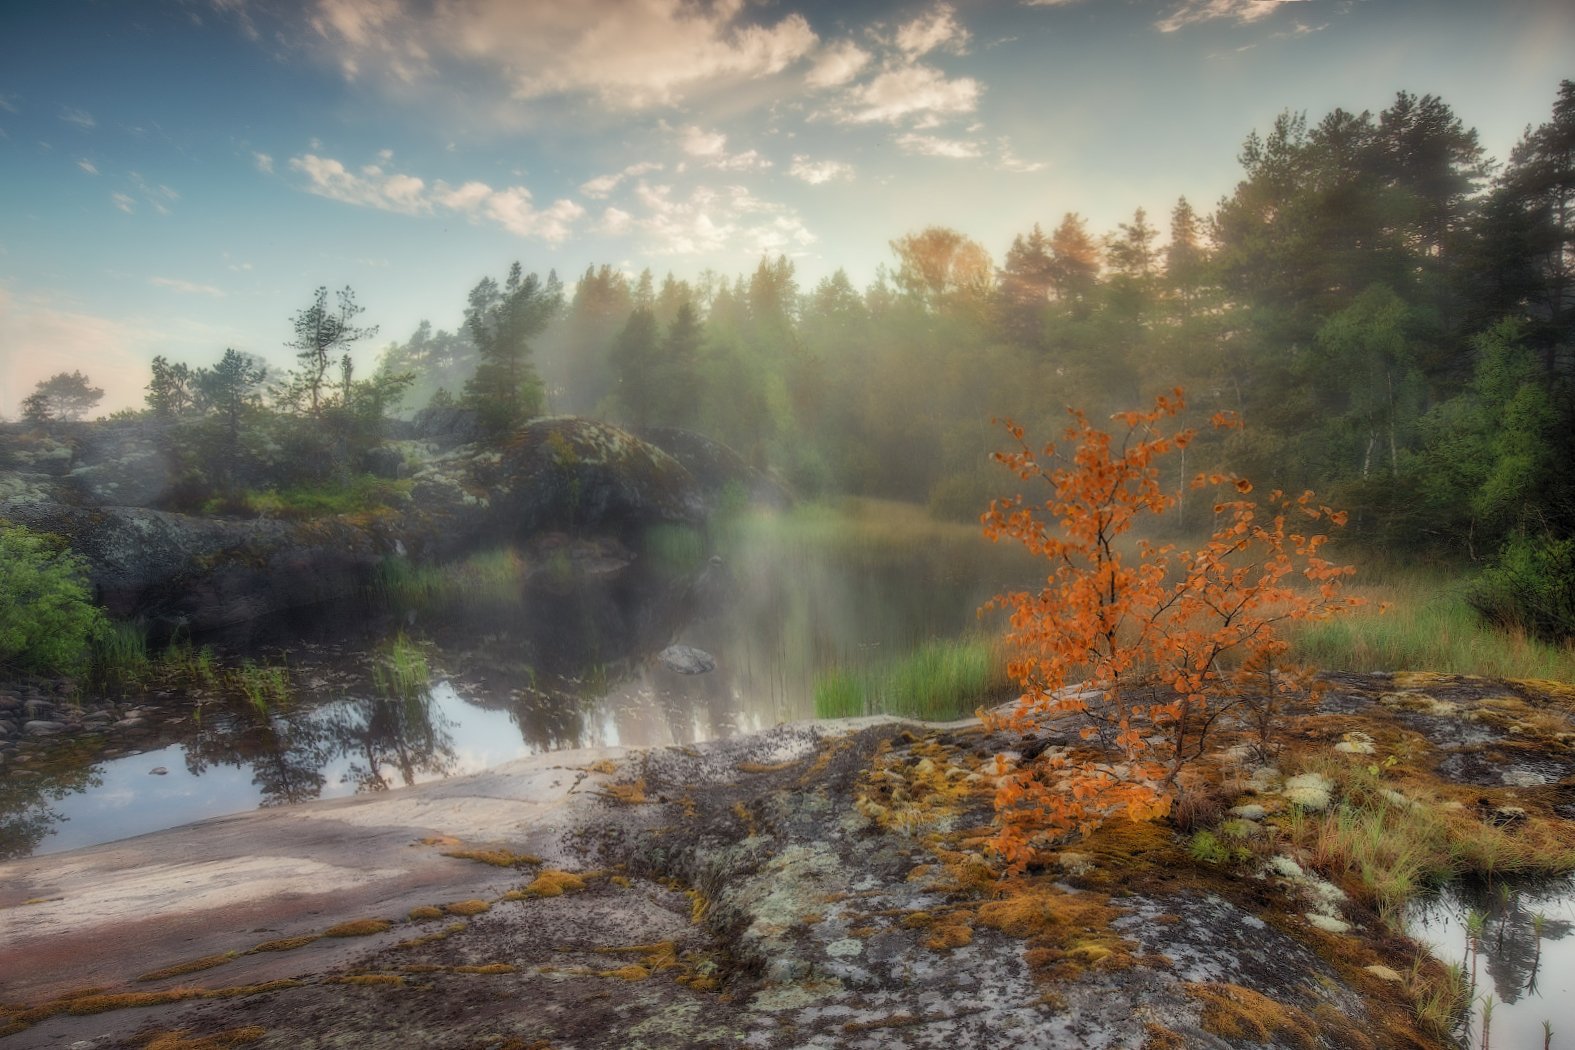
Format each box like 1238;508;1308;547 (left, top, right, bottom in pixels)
1409;879;1575;1046
0;509;1034;858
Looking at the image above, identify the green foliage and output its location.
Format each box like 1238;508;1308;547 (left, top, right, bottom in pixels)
1469;531;1575;642
1187;829;1250;865
203;475;411;520
0;521;105;676
463;263;562;436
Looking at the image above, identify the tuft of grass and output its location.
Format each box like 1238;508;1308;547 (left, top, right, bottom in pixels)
135;953;236;983
371;632;429;701
442;899;491;916
640;523;706;576
1282;757;1575;927
375;545;527;611
232;660;290;717
814;634;1013;721
322;918;392;938
89;620;152;689
207;475;412;521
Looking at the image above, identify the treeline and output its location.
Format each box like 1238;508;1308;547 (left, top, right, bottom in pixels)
384;85;1572;553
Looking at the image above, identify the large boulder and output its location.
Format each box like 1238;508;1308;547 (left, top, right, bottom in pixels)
0;417;704;631
633;425;793;509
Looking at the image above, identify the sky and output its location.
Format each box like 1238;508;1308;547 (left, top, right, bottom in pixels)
1;0;1571;417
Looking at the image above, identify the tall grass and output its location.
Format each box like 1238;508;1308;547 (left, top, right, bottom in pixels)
372;632;430;701
640;523;706;576
814;634;1014;720
1285;566;1575;681
88;620;152;689
234;660;291;717
376;546;527;610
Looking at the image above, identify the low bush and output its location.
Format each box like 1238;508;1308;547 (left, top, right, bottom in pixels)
0;521;105;676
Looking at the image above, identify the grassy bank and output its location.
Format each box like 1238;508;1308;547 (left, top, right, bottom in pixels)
813;634;1014;721
1285;565;1575;682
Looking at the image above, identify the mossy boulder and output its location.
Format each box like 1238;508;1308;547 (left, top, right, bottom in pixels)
0;417;705;630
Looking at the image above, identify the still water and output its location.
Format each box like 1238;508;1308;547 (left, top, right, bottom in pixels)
1408;880;1575;1049
1;505;1029;859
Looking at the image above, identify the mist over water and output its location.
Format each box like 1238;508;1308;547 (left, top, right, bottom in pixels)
0;504;1033;859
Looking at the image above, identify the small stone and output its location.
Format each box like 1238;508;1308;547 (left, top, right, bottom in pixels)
1229;804;1267;821
149;766;169;775
23;720;67;736
1364;964;1404;982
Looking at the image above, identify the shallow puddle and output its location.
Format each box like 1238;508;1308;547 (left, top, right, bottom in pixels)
1408;879;1575;1048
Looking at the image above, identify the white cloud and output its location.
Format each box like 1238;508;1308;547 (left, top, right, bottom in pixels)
580;173;621;199
59;106;96;130
303;0;817;110
997;140;1048;173
289;153;431;214
1157;0;1298;32
678;126;772;171
127;173;180;215
150;276;226;297
805;40;871;88
896;132;982;159
76;159;99;175
895;5;970;57
788;156;854;185
253;151;274;173
288;149;585;244
481;188;586;242
111;193;135;213
619;179;813;257
680;126;729;158
839;64;981;125
596;206;634;236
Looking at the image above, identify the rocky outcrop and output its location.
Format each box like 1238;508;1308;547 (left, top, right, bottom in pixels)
0;417;706;631
634;424;793;509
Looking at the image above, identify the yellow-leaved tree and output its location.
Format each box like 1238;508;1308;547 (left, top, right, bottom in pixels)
981;390;1362;872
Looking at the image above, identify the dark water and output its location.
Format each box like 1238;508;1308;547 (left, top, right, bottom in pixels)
1407;879;1575;1048
0;507;1030;859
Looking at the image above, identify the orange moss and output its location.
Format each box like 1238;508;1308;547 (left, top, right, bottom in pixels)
1187;983;1318;1050
924;924;973;950
244;934;312;953
442;899;492;917
407;905;445;921
328;974;406;987
736;759;798;774
595;965;650;981
323;919;392;937
442;848;543;868
599;778;648;804
142;1026;267;1050
136;954;235;983
506;870;587;899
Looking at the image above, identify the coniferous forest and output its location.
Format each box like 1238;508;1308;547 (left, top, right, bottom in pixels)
364;84;1575;640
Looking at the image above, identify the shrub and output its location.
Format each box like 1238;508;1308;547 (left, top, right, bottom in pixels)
0;521;105;676
981;391;1361;871
1468;531;1575;643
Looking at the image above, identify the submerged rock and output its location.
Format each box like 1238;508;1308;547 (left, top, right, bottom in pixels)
659;644;716;675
